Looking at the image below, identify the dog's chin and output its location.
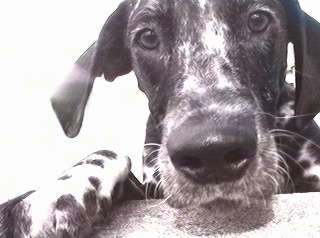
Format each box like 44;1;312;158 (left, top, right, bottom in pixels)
164;184;275;209
166;194;251;210
165;193;228;209
160;161;278;209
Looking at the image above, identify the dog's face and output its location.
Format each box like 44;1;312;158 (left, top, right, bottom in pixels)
128;0;288;207
52;0;320;208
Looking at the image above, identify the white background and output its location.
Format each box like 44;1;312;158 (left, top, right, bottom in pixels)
0;0;319;202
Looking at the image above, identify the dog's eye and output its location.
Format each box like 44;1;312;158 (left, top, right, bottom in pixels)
137;29;160;50
248;11;271;33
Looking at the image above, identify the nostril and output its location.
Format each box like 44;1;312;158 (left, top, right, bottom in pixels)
224;149;255;170
175;155;204;169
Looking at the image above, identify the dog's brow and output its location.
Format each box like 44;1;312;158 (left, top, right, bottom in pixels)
130;0;167;23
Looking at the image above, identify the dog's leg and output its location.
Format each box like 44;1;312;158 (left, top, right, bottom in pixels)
0;150;144;238
276;84;320;193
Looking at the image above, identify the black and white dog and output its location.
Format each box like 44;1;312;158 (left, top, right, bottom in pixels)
2;0;320;237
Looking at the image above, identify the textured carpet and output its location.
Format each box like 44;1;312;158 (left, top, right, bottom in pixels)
92;193;320;237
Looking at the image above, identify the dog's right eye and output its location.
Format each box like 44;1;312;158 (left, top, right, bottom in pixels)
248;11;271;33
136;29;160;50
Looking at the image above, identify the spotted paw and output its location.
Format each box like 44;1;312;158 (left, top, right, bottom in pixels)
6;150;131;238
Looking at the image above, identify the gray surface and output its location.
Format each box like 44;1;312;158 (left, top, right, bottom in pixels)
93;193;320;237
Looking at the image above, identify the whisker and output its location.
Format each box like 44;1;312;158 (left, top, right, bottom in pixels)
254;183;268;208
259;146;295;192
150;193;173;208
271;129;320;150
256;111;314;120
153;180;163;198
145;182;150;200
144;149;161;158
277;147;305;171
294;68;319;80
144;143;161;148
263;148;290;174
243;180;251;207
144;149;161;165
271;133;302;145
263;171;281;194
143;164;163;199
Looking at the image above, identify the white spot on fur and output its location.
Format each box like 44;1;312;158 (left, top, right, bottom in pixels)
286;43;295;86
298;143;314;163
202;20;229;59
306;166;320;178
178;41;192;71
134;0;142;10
304;163;320;190
54;210;71;231
279;101;294;117
215;70;235;89
181;76;206;95
143;166;156;184
298;142;320;188
278;101;294;126
197;0;207;10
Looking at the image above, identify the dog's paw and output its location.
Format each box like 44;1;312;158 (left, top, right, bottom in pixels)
10;150;131;238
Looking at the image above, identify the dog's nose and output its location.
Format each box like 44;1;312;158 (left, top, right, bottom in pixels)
167;122;257;184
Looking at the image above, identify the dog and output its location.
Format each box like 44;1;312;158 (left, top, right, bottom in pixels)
2;0;320;237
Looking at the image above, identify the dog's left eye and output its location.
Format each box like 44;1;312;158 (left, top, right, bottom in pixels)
248;11;271;33
136;29;160;50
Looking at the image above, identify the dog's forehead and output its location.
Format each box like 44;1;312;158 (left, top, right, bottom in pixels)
130;0;284;20
129;0;286;45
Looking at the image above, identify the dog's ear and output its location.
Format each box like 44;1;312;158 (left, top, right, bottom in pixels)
51;2;131;138
282;0;320;129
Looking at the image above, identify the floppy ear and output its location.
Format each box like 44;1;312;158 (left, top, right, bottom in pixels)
282;0;320;129
51;2;132;138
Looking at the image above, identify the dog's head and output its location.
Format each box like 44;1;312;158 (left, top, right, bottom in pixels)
52;0;320;207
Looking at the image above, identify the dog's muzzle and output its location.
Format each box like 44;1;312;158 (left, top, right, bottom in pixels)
167;115;258;184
